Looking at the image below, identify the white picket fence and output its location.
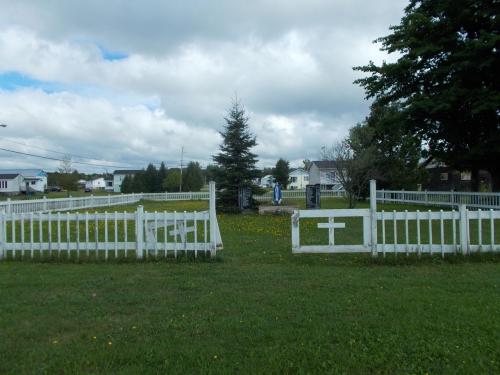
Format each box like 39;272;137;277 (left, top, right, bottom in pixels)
0;183;222;260
0;192;210;215
0;189;345;214
254;189;344;202
292;181;500;256
377;189;500;209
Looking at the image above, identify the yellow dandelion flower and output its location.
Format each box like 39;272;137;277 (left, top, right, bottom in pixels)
108;341;112;346
92;336;97;340
213;355;218;359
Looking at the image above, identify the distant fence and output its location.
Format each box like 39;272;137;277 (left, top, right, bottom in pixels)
0;192;209;214
377;190;500;209
0;190;344;214
0;183;222;260
254;189;344;202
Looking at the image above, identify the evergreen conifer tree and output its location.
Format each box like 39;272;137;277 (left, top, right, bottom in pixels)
213;100;259;211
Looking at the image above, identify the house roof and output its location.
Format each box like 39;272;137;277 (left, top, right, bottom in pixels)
113;170;142;175
311;160;337;170
0;169;47;177
0;173;20;179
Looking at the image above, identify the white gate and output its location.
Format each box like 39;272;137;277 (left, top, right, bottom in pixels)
292;208;372;253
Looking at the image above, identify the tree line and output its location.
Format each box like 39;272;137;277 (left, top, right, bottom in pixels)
121;162;204;193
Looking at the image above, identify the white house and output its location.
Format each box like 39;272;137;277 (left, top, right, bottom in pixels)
91;177;106;190
288;168;309;190
0;174;23;195
308;161;343;191
0;169;48;194
259;174;274;188
113;170;142;192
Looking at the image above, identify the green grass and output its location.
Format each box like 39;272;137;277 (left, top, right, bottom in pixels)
0;199;499;374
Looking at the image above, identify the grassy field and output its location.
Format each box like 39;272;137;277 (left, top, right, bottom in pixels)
0;199;499;374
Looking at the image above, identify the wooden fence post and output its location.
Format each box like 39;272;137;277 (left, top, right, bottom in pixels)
459;204;468;255
136;205;144;259
370;180;378;257
209;181;217;256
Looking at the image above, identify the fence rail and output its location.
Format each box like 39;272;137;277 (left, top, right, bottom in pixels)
0;189;344;214
254;189;344;202
377;189;500;209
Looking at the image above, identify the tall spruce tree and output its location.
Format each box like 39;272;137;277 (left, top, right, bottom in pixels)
354;0;500;189
213;100;259;211
158;162;168;191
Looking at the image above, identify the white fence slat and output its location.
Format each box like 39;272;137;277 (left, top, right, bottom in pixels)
114;212;118;258
416;210;421;256
440;210;444;258
30;213;34;256
405;210;409;256
104;212;108;260
57;212;61;256
381;210;386;257
428;210;432;255
85;212;89;257
490;209;495;252
393;210;397;255
194;211;198;258
124;211;128;256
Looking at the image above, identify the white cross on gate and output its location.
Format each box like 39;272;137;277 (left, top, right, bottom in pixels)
317;218;346;245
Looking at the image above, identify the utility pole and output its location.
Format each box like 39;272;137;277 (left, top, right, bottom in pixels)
179;146;184;192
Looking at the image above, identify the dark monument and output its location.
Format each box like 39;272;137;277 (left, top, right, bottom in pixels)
306;184;321;209
238;186;253;210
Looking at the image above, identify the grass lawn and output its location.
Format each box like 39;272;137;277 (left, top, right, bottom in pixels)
0;199;499;374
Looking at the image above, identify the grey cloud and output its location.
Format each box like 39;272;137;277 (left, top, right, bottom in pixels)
0;0;406;170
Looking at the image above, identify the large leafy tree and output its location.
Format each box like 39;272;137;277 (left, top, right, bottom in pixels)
183;162;204;192
213;100;259;210
163;170;181;192
360;101;425;190
273;158;290;189
355;0;500;189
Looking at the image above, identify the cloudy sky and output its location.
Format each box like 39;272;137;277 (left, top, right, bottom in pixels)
0;0;405;173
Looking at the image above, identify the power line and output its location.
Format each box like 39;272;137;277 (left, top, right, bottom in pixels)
0;138;144;166
0;146;132;168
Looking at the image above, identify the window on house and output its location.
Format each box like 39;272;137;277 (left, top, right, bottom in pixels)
440;173;449;181
31;181;36;185
460;171;471;181
290;177;297;183
304;175;309;181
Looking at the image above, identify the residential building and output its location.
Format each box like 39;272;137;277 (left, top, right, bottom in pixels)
0;174;23;195
113;170;142;193
422;158;491;191
0;169;48;194
259;174;274;188
307;161;343;191
288;168;309;190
